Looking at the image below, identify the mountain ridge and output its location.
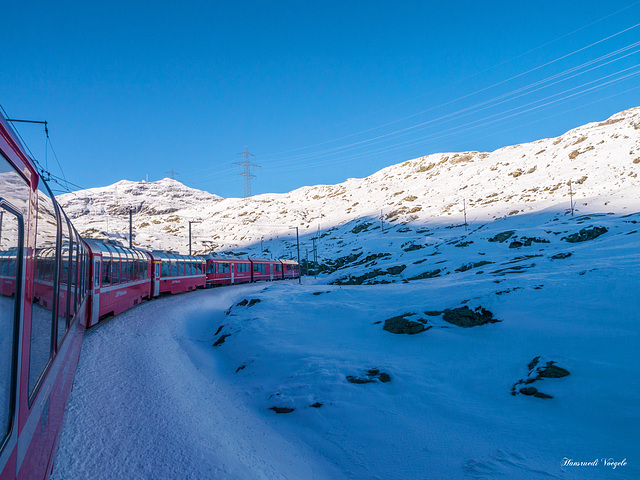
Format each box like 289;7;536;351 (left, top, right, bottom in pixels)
58;106;640;260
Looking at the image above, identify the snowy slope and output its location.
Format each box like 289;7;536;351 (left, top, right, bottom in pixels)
50;107;640;479
57;107;640;262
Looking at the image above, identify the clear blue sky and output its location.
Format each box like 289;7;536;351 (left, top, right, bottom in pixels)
2;1;640;198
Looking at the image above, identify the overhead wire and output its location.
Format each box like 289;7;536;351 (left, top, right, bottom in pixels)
257;18;640;161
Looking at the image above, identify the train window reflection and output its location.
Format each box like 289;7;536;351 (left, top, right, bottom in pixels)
0;205;20;445
29;181;58;397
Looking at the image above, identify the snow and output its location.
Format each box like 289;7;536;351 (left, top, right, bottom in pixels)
50;107;640;478
52;207;640;478
51;285;345;480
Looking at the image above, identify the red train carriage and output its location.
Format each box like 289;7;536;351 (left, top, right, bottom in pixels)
1;114;91;480
149;251;205;296
84;240;152;327
249;257;281;282
280;259;300;279
203;255;251;287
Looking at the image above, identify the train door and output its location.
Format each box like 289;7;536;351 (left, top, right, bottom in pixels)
231;263;235;284
270;264;273;281
153;261;160;297
90;255;101;327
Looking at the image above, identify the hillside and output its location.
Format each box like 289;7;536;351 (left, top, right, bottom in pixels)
58;107;640;278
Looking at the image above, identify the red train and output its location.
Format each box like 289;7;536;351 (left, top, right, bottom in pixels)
0;114;299;480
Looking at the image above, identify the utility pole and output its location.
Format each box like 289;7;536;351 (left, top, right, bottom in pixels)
569;180;575;216
289;226;301;284
233;147;261;198
463;199;468;231
189;220;201;255
129;208;133;248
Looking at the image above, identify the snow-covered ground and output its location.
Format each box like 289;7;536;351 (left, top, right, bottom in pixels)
50;106;640;479
52;204;639;478
51;284;346;480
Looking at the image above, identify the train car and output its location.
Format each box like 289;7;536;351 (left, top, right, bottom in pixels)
203;255;251;287
1;114;91;480
280;259;300;280
84;239;152;327
149;251;205;296
249;257;281;282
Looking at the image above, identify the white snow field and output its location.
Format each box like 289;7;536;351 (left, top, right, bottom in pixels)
50;283;346;480
50;107;639;478
51;208;639;479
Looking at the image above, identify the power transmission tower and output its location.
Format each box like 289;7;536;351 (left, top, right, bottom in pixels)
233;147;260;198
165;168;180;180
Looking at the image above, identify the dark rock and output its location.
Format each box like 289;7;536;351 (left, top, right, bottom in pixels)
270;406;295;414
237;299;248;306
533;391;553;399
403;243;424;252
373;320;382;324
455;241;474;247
248;298;261;307
423;310;443;316
509;241;524;248
455;261;493;272
235;364;246;373
310;402;323;408
214;325;225;336
550;252;572;260
442;306;499;328
378;373;391;383
538;362;570;378
407;269;441;281
564;226;607;243
488;231;515;243
528;356;541;371
346;375;376;384
213;333;231;346
383;314;427;334
520;386;538;396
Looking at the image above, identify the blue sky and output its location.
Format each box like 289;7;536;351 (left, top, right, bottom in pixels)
2;1;640;198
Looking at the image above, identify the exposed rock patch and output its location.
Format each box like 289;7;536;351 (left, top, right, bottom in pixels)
563;226;607;243
442;306;499;328
512;356;570;399
213;334;231;346
269;406;295;414
347;368;392;384
383;313;429;334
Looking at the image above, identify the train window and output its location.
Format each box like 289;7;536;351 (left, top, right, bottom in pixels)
70;227;79;316
57;217;71;347
206;262;214;274
112;260;119;285
253;263;265;273
170;260;177;277
219;262;229;274
0;203;22;450
276;264;282;272
161;260;169;277
28;179;58;400
103;255;111;286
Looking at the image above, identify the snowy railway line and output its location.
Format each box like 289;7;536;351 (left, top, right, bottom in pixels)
50;284;344;480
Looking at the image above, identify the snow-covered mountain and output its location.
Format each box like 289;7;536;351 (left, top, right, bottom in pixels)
58;107;640;270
